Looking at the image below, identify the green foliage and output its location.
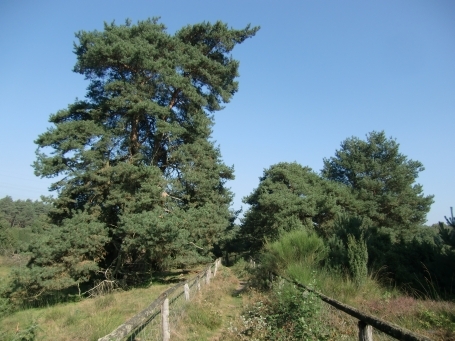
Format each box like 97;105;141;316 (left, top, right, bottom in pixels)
0;196;49;255
241;162;356;252
230;258;251;279
367;226;455;297
322;131;434;235
240;131;450;297
0;196;49;229
0;294;12;318
326;215;369;282
8;212;109;302
439;222;455;249
444;207;455;228
438;207;455;248
239;280;328;341
326;215;455;296
0;320;40;341
266;281;328;341
16;18;258;300
14;322;40;341
417;309;455;331
262;229;327;274
347;234;368;287
0;217;15;255
251;229;327;290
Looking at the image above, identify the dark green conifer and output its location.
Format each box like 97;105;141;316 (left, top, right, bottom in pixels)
16;18;258;298
322;131;433;234
241;162;356;251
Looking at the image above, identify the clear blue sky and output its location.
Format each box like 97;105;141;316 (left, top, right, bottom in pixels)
0;0;454;225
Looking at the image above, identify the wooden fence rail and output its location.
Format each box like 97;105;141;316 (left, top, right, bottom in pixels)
274;273;433;341
98;258;222;341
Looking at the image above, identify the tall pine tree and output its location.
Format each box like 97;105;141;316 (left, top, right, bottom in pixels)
14;19;258;298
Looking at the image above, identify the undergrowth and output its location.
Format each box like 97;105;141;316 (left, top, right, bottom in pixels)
225;229;455;341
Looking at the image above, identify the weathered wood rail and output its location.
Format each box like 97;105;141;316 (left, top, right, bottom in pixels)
98;258;221;341
274;273;433;341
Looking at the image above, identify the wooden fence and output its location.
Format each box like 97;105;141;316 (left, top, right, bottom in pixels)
274;273;433;341
98;258;222;341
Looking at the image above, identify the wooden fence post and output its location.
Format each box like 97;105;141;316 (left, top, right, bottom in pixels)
358;320;373;341
161;297;170;341
184;283;190;301
206;268;211;285
214;260;218;277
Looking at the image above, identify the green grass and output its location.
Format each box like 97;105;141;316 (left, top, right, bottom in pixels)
0;256;13;279
171;266;245;341
0;272;173;341
2;249;453;341
0;260;246;341
0;284;173;341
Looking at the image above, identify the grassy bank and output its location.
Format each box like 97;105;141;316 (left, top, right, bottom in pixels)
0;282;172;340
0;257;246;341
2;250;454;340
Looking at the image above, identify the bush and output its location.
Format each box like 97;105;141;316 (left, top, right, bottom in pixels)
326;214;367;275
238;279;329;340
0;223;16;256
347;234;368;287
262;229;327;274
367;226;455;298
267;280;329;340
230;258;252;279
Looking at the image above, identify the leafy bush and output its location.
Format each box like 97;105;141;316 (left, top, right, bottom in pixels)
237;279;329;340
240;162;356;252
267;280;329;340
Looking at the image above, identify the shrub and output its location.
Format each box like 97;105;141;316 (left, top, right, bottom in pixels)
326;214;368;274
262;229;327;274
347;234;368;287
237;279;329;340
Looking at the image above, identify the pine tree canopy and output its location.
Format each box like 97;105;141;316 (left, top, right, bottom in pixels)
240;162;357;252
321;131;434;233
240;132;434;252
21;18;259;297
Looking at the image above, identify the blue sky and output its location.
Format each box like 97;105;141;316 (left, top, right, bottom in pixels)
0;0;454;225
